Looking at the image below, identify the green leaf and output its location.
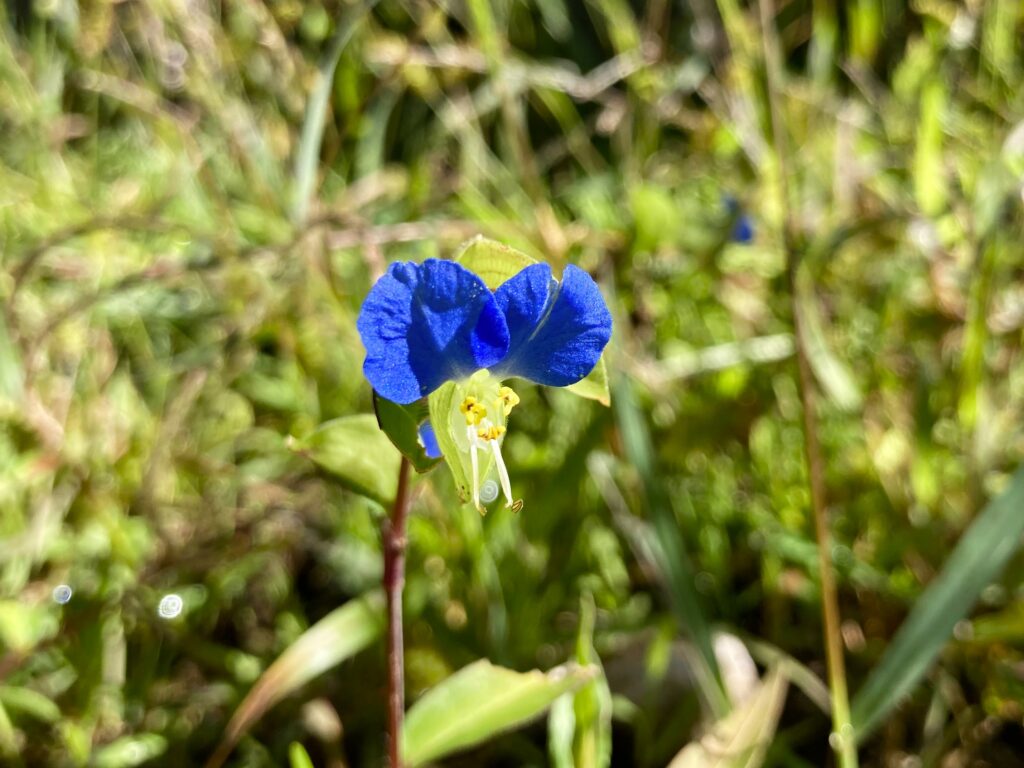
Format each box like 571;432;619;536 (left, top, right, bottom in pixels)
548;595;612;768
288;742;315;768
208;591;384;768
290;415;401;505
402;660;597;767
566;357;611;406
851;467;1024;740
668;667;788;768
0;686;61;724
454;235;537;290
374;394;442;473
92;734;168;768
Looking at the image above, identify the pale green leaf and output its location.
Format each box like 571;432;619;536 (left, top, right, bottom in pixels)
454;235;537;290
290;415;401;505
851;467;1024;740
402;660;597;767
668;667;788;768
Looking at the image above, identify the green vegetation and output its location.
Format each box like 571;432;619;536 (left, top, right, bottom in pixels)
2;1;1023;766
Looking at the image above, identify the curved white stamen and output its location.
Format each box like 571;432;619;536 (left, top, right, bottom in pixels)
490;438;514;509
467;424;480;510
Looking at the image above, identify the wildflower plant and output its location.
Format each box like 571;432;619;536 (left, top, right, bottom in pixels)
358;237;613;512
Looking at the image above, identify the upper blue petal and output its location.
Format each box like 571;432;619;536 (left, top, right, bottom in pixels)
358;259;510;403
491;263;611;386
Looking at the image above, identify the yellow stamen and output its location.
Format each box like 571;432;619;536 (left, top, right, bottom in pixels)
497;386;520;416
476;424;506;441
460;396;487;425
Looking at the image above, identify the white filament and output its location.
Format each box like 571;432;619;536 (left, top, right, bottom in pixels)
489;439;514;509
467;424;480;510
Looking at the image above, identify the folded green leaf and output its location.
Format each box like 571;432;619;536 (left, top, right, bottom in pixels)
290;415;401;504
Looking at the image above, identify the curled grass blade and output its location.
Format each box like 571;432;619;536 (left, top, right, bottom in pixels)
207;591;384;768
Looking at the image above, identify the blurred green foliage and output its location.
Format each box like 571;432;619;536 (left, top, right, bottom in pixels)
1;0;1024;766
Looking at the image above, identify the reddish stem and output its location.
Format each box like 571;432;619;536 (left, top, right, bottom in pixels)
383;458;411;768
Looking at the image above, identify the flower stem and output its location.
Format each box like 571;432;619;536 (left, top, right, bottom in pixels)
757;1;859;765
383;457;411;768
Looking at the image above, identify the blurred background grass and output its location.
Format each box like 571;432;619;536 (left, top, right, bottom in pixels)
2;0;1024;766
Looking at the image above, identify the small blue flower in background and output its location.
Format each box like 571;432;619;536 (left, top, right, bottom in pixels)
358;258;612;510
724;195;755;244
731;214;755;244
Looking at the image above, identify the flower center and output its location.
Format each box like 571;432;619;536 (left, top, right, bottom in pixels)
454;374;521;513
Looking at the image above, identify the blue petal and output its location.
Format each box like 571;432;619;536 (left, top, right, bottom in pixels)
358;259;510;403
418;422;443;459
492;263;612;386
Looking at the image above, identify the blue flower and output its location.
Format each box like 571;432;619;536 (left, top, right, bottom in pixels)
358;258;611;509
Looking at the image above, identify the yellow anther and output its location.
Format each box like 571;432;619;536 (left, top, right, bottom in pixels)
476;424;506;441
460;396;487;425
497;386;520;416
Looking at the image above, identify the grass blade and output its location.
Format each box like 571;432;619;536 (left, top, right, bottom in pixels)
611;374;728;717
207;591;384;768
851;467;1024;740
290;0;380;225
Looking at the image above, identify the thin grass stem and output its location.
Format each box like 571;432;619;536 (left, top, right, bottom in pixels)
757;2;859;765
